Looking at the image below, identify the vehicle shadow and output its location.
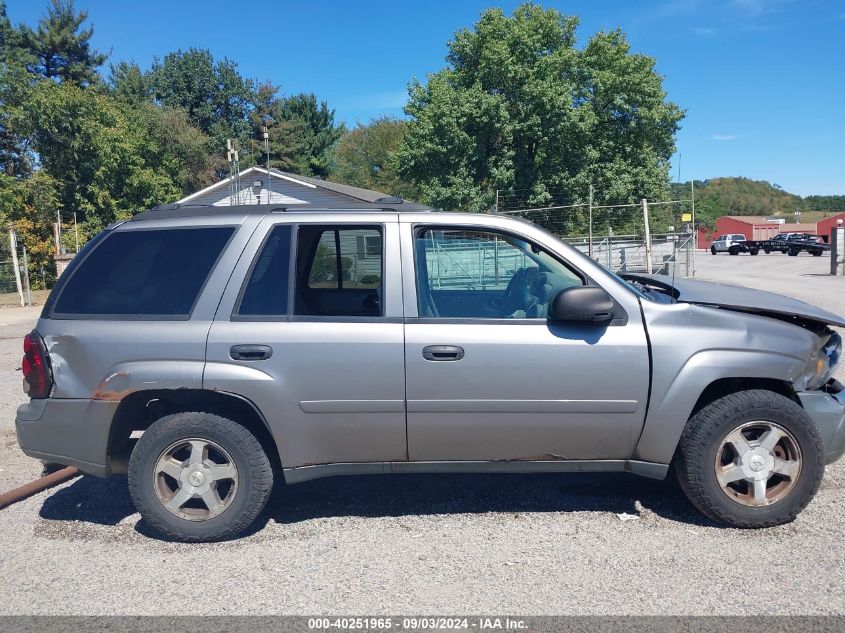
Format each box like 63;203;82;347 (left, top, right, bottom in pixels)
39;474;135;526
267;472;719;528
38;470;721;540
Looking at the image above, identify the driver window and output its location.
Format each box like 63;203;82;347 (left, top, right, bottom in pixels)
414;228;583;319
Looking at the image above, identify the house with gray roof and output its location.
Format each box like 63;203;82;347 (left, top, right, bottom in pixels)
176;165;427;209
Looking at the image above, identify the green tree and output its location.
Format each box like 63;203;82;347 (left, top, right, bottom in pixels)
249;86;343;178
0;1;35;176
277;93;343;178
24;80;145;230
398;4;684;211
23;80;215;234
250;81;309;173
802;195;845;212
131;103;219;197
108;60;149;104
0;170;60;288
20;0;106;86
148;48;255;156
333;116;420;200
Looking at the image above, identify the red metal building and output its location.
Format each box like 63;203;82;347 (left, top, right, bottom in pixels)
698;216;824;248
817;212;845;241
698;216;780;248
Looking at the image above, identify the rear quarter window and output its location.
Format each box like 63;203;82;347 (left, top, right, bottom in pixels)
51;226;234;318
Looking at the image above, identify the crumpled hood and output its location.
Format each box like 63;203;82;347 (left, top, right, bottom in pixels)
624;273;845;328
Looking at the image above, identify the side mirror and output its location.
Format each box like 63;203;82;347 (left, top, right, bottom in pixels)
549;286;615;323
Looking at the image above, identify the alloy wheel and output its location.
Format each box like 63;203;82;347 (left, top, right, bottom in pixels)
153;438;239;521
714;421;801;507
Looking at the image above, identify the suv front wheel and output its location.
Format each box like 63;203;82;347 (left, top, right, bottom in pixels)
674;390;824;528
128;411;274;542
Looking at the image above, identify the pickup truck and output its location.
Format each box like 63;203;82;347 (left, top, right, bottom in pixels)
15;203;845;541
762;234;828;257
720;233;829;257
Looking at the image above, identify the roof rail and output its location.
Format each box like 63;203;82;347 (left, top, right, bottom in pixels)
150;202;213;211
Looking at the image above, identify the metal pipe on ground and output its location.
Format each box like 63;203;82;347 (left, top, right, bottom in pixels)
0;466;80;510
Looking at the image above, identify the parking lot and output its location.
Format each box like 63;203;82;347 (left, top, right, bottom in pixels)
1;252;843;616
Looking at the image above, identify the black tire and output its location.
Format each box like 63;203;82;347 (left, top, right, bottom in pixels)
128;411;274;542
710;246;717;255
763;248;771;254
729;247;739;255
811;249;822;257
788;248;798;256
750;249;759;256
674;390;824;528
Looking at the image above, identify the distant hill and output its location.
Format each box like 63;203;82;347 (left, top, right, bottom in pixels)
669;177;845;227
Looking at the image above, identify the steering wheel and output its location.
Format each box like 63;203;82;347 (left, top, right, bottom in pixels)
488;267;537;316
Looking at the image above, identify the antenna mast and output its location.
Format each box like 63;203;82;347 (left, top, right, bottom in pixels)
263;125;272;204
227;138;240;205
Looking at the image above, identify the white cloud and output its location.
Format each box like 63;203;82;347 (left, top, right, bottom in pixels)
712;134;737;141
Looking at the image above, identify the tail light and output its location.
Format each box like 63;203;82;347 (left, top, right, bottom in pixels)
22;330;52;398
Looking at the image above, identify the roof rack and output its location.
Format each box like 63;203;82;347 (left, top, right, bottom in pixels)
149;202;213;211
130;201;438;222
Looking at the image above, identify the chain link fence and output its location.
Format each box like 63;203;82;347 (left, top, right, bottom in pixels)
0;230;33;305
498;196;696;277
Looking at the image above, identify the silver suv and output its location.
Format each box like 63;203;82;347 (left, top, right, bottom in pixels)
15;203;845;541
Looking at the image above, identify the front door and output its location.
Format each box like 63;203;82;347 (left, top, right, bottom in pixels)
403;223;650;462
205;216;407;469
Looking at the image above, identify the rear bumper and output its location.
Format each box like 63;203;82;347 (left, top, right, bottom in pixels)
798;380;845;465
15;398;119;477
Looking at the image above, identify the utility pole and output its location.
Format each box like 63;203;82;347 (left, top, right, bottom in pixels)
494;189;499;213
8;227;23;307
588;184;594;259
55;210;62;254
21;246;31;305
73;212;79;253
642;198;653;274
691;180;696;277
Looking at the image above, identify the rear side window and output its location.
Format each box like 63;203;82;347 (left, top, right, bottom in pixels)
53;227;234;318
295;225;383;317
235;225;292;317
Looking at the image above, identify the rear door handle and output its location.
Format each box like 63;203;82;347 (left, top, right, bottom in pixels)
422;345;465;361
230;344;273;361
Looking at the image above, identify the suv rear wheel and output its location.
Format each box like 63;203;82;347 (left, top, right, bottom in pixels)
674;390;824;528
128;411;273;542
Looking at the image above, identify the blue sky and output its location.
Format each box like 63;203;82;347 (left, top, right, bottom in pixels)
6;0;844;195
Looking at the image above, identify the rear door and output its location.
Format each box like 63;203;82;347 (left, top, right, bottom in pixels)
205;214;407;470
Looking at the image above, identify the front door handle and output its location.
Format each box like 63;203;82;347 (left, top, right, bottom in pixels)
230;344;273;361
422;345;465;361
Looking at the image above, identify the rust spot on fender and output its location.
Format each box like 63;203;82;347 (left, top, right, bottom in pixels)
91;370;134;401
91;387;136;402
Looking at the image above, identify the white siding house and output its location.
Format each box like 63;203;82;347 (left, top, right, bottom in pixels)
177;166;404;208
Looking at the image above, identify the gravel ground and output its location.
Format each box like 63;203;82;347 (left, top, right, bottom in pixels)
1;254;844;615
